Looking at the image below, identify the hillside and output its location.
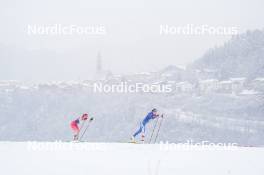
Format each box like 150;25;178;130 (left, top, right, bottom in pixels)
190;30;264;79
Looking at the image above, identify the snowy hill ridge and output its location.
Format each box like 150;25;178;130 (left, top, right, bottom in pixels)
190;29;264;79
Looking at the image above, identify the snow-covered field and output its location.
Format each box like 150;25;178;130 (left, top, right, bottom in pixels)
0;142;263;175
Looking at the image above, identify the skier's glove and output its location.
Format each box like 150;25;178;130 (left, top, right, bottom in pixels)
89;117;94;122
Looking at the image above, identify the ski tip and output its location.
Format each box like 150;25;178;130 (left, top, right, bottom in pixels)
127;141;146;144
128;141;138;144
71;140;80;143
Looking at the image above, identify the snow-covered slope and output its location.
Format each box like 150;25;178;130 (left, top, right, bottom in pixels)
0;142;263;175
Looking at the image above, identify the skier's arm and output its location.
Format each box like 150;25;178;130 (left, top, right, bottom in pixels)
153;114;160;119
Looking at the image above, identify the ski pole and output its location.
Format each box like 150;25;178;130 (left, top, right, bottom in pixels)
79;117;94;141
149;117;159;144
154;114;164;144
79;119;86;131
74;120;86;141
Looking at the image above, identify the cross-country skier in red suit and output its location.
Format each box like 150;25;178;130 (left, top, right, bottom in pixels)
70;113;89;141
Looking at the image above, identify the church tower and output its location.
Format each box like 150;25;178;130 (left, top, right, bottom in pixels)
94;51;112;80
96;52;102;73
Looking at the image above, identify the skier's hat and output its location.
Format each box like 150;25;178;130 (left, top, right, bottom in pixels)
152;108;157;112
81;113;88;120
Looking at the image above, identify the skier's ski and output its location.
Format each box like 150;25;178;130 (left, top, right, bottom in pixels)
72;140;80;143
128;141;138;144
128;141;143;144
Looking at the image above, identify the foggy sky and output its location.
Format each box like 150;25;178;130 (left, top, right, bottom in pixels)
0;0;263;81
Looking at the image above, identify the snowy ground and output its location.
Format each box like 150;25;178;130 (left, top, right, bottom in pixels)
0;142;263;175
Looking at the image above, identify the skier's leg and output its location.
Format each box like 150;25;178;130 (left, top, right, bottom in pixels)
133;123;143;138
71;122;80;141
74;134;78;140
143;123;146;134
141;124;146;141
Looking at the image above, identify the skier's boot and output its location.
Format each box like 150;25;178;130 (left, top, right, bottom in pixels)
73;134;79;141
130;136;136;143
141;134;145;143
130;136;135;141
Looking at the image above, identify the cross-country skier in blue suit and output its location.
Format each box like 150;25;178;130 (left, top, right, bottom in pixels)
131;108;160;142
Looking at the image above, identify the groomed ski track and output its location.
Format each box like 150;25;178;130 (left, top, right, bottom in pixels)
0;142;263;175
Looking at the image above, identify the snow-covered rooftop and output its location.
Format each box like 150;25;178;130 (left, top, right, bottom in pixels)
254;77;264;81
